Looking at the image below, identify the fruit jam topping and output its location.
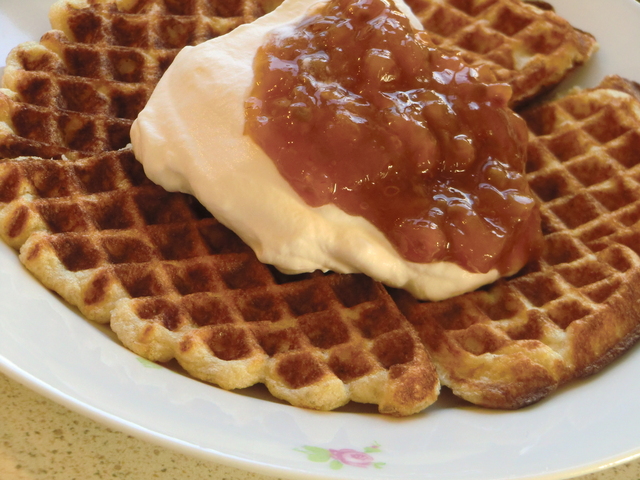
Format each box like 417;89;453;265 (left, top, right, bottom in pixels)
245;0;541;274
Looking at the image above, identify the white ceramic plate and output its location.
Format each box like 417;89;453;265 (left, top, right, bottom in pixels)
1;1;640;479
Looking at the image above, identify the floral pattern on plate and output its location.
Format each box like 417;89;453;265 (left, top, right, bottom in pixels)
295;442;385;470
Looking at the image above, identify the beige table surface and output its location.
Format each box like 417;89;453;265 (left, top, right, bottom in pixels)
0;371;638;480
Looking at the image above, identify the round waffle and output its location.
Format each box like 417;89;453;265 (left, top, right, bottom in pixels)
2;0;632;416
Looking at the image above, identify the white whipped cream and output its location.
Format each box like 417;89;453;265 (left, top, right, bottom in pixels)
130;0;500;301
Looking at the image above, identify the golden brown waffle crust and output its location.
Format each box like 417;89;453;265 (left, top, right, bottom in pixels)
0;0;631;416
397;76;640;409
0;147;441;416
406;0;598;106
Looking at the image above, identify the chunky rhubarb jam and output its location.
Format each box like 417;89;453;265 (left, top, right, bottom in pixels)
245;0;541;274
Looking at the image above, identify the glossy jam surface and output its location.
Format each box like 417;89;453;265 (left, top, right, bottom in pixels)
245;0;541;274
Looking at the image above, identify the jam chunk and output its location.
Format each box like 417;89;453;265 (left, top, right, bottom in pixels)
245;0;541;274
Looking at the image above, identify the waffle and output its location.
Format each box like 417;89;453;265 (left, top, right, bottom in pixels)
405;0;598;106
0;148;440;415
0;0;597;165
0;0;613;415
394;75;640;409
0;0;278;160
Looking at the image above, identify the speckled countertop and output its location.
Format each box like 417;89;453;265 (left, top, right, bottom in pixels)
0;371;637;480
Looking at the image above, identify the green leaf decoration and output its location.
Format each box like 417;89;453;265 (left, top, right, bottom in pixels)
295;443;385;469
136;357;162;369
301;446;331;463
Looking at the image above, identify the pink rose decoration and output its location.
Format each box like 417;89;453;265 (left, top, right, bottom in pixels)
329;448;374;468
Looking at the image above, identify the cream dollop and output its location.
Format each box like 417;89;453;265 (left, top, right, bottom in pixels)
130;0;501;301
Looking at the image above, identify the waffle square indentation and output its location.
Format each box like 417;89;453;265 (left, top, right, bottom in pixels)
618;203;640;227
149;224;208;260
157;17;199;48
457;26;504;54
63;47;105;78
115;264;168;298
15;45;61;72
448;0;498;16
204;324;254;361
556;261;609;288
284;282;333;316
110;88;149;119
475;289;523;321
578;223;616;246
372;330;415;368
329;275;378;307
583;109;630;144
27;163;77;198
451;323;508;355
529;170;574;202
543;129;590;163
599;245;634;273
66;10;105;44
51;234;103;271
133;190;193;225
59;113;98;152
256;327;307;356
74;159;121;194
542;233;584;266
522;105;558;137
591;178;640;213
546;298;592;329
550;193;601;229
102;235;155;264
219;257;272;290
38;201;92;233
354;303;403;339
329;345;376;382
512;274;563;307
198;222;251;255
164;0;198;15
165;260;221;295
207;0;245;17
582;277;621;304
106;121;135;151
422;5;471;37
239;291;286;323
12;108;55;143
299;311;350;349
567;155;617;187
59;79;105;114
523;29;564;55
490;6;533;36
276;352;327;389
182;293;238;326
16;75;55;107
607;131;640;169
109;50;146;83
111;15;152;48
135;297;183;331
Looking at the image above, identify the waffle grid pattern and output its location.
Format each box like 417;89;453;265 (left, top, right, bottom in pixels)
0;0;271;160
0;149;439;415
0;0;597;162
1;0;635;415
405;0;597;106
396;77;640;408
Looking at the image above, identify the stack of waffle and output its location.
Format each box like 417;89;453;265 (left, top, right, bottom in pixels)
2;0;639;416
